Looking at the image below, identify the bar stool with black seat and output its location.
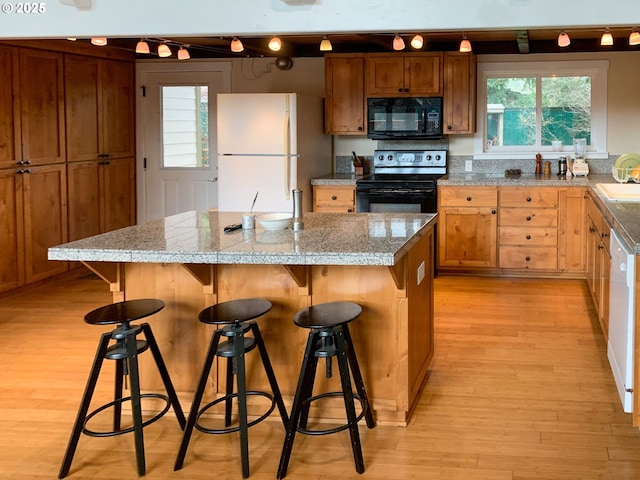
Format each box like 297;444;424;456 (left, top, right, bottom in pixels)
277;301;376;479
59;298;186;479
174;298;288;479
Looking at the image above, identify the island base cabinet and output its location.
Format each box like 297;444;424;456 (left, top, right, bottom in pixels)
116;228;434;426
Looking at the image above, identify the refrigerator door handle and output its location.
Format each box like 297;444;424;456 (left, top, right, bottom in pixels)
284;95;291;200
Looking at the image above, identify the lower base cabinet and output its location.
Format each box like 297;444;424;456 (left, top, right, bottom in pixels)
438;185;586;276
585;192;611;338
0;164;68;293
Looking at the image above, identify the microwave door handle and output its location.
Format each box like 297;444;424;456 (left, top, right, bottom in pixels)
421;109;427;133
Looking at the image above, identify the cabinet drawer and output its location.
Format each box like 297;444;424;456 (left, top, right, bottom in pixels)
499;208;558;227
499;187;558;208
439;186;497;207
499;226;558;246
499;246;558;270
314;186;355;206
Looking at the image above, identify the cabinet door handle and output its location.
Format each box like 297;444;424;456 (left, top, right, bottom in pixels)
526;197;532;202
466;196;472;201
525;256;531;261
447;125;452;130
347;208;353;213
526;235;531;240
331;195;337;200
601;232;609;238
18;168;30;174
357;126;363;131
491;209;497;214
398;88;403;93
526;216;532;221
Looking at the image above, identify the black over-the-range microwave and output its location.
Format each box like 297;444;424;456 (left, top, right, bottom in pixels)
367;96;443;140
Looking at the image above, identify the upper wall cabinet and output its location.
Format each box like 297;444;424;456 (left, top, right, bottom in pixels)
443;52;477;134
324;54;366;134
65;55;135;162
366;53;443;97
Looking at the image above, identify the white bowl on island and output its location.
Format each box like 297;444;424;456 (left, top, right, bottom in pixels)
256;213;293;230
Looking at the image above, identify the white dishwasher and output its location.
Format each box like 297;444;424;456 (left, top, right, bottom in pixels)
608;229;635;412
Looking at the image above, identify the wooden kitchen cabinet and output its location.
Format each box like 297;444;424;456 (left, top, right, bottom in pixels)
0;46;66;168
313;185;356;213
19;48;66;166
366;53;443;97
0;164;68;293
586;192;611;337
498;187;558;270
65;55;135;162
438;186;498;268
0;46;18;169
443;52;476;134
438;185;586;276
68;157;136;241
324;54;366;134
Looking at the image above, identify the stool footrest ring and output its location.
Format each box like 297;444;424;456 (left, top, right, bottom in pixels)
195;391;276;435
297;391;367;436
82;393;172;437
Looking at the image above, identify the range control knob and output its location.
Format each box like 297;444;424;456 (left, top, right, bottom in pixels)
435;154;441;161
425;154;432;161
387;155;394;161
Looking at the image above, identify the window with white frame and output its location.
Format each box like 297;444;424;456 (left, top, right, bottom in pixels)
474;60;608;159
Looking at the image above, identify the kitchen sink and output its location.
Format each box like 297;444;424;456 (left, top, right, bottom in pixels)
595;183;640;202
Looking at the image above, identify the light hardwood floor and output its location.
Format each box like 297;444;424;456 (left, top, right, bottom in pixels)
1;272;639;479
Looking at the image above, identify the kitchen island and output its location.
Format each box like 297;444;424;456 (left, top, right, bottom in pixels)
49;211;437;426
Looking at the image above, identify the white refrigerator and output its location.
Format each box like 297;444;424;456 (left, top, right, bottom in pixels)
216;93;331;213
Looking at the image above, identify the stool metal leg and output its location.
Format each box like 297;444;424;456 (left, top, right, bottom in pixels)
277;330;321;480
234;329;250;479
126;333;146;476
334;327;364;474
224;355;234;427
342;325;376;429
113;354;124;432
141;323;186;429
174;329;223;471
298;336;320;430
250;323;289;426
59;332;111;479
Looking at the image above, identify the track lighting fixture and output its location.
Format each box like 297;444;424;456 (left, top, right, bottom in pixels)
90;37;107;46
557;30;570;47
393;34;405;51
177;46;190;60
629;28;640;46
600;28;613;46
320;35;332;51
459;34;472;53
231;37;244;53
157;43;172;57
135;39;150;54
268;36;282;51
410;34;424;49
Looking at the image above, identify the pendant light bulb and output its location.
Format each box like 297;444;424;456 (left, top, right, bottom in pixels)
410;34;424;50
459;34;472;53
600;28;613;46
629;28;640;46
177;46;190;60
231;37;244;53
90;37;107;46
268;36;282;51
393;34;405;51
157;43;172;57
135;40;150;54
320;35;332;51
557;30;570;47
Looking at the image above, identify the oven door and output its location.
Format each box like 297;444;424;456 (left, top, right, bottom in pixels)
356;186;436;213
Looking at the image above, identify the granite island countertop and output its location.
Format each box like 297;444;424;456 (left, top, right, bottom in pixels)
48;211;437;266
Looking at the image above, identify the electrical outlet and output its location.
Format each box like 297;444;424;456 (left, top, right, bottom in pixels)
465;160;473;172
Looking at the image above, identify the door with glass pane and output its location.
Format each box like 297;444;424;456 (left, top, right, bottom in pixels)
138;70;227;222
